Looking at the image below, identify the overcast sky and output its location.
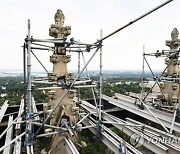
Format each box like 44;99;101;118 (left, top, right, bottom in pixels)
0;0;179;72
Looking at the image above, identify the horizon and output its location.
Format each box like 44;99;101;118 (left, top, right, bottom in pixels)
0;68;162;72
0;69;162;74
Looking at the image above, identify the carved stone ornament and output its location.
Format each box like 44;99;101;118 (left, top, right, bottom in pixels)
48;90;56;99
48;72;58;81
68;90;76;98
166;28;180;49
50;54;60;63
65;72;74;84
63;55;71;63
171;28;179;41
49;9;71;38
55;9;65;26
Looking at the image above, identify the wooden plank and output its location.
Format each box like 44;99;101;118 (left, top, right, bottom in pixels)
0;100;9;123
13;100;24;154
13;138;22;154
3;115;13;154
0;132;25;153
32;97;40;121
15;100;24;131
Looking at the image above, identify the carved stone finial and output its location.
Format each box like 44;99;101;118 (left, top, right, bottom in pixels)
166;28;180;49
49;9;71;38
54;9;65;26
171;28;179;41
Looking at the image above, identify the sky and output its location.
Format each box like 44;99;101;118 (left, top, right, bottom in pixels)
0;0;180;73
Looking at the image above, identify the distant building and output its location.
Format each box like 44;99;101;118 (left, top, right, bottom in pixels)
125;81;131;85
139;81;161;93
115;82;122;85
0;93;7;97
1;86;6;90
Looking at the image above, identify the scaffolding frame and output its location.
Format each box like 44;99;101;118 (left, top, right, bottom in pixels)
0;0;177;153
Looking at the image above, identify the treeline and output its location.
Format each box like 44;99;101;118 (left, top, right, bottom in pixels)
0;76;143;153
0;77;47;106
80;81;142;99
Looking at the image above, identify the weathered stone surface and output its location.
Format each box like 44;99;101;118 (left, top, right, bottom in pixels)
166;28;180;49
43;9;80;154
49;9;71;38
161;28;180;108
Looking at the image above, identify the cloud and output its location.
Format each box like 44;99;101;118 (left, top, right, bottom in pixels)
0;0;179;71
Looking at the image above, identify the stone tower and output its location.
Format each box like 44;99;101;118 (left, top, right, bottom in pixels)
42;9;79;153
161;28;180;109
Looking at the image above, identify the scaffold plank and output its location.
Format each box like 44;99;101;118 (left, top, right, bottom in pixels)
13;138;22;154
32;97;39;121
3;115;13;154
126;118;180;154
103;94;180;133
64;137;80;154
81;113;142;154
13;100;24;154
80;100;171;154
0;100;9;123
15;99;24;132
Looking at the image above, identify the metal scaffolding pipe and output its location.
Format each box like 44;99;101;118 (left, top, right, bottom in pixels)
169;104;179;134
99;29;103;122
27;19;32;116
0;111;24;140
81;52;98;116
96;0;173;43
31;50;48;73
0;132;26;153
26;19;33;146
36;131;60;138
34;45;101;137
140;101;169;132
